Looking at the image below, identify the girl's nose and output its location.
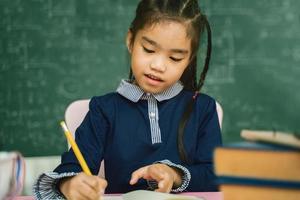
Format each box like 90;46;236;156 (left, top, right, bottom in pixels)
150;56;166;72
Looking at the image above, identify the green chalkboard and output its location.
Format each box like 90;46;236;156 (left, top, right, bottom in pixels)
1;0;300;156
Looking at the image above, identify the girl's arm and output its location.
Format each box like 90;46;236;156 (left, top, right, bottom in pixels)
180;98;222;191
33;97;109;199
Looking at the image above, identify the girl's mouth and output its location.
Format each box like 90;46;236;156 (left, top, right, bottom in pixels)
145;74;163;82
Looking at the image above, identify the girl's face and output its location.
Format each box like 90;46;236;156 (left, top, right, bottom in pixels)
127;21;191;94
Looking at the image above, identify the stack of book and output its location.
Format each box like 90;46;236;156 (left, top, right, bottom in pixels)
214;130;300;200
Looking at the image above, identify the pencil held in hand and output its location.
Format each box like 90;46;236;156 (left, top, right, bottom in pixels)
60;121;92;175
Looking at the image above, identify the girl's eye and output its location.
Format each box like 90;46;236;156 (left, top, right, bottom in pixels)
170;57;183;62
143;46;155;53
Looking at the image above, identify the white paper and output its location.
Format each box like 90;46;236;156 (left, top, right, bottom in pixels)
122;190;205;200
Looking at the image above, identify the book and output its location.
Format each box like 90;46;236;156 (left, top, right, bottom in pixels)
102;190;205;200
219;180;300;200
241;129;300;149
214;141;300;200
0;151;25;199
214;141;300;182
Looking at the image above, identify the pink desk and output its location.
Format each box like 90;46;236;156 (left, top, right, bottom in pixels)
186;192;222;200
13;192;222;200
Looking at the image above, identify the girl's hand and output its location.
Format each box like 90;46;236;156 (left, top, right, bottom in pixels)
59;172;107;200
129;163;182;193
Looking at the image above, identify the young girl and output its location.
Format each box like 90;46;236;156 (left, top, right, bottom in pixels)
34;0;222;199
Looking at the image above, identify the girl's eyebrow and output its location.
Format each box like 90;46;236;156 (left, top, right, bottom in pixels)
142;36;157;46
141;36;189;55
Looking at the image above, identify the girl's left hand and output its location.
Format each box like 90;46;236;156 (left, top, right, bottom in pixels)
129;163;182;193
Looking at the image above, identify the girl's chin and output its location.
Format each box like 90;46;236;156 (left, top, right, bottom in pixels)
140;84;166;94
135;78;168;94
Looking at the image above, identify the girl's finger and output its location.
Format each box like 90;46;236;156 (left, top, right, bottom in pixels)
155;178;172;193
77;180;100;200
83;176;100;191
147;165;166;181
150;168;173;193
98;178;108;194
130;166;148;184
83;176;107;194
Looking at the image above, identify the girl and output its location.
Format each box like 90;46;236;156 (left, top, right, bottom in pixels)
34;0;222;199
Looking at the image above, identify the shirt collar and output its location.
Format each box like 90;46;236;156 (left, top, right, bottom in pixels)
116;79;183;102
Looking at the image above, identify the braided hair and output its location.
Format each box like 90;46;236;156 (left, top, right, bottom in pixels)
128;0;212;163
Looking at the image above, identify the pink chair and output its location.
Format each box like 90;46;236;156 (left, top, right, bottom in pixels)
64;99;105;178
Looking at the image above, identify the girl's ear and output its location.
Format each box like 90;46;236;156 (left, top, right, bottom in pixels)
126;30;133;53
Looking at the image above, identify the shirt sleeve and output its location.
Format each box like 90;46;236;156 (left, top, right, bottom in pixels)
54;96;109;175
183;98;222;191
33;172;78;200
33;97;109;198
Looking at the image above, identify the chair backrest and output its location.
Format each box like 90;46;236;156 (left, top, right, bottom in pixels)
215;101;223;129
64;99;223;178
64;99;105;178
65;99;90;136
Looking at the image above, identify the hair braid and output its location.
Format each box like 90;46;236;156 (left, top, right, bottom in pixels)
197;15;212;91
178;15;212;164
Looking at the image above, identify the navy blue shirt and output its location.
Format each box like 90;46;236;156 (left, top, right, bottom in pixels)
54;86;222;193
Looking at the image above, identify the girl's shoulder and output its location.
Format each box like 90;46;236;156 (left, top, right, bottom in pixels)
92;91;120;100
90;92;124;104
87;92;131;119
88;92;125;110
180;90;218;115
181;89;216;105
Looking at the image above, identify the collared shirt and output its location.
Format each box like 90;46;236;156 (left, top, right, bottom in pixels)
117;80;183;144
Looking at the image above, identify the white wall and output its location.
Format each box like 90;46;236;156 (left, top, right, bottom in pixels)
23;156;60;195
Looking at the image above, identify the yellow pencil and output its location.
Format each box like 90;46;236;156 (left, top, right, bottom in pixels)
60;121;92;175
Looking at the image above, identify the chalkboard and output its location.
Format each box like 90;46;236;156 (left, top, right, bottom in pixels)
1;0;299;156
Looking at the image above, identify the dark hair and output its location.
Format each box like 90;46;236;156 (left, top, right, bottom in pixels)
128;0;212;163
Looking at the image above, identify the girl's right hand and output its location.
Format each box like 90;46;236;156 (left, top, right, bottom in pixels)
59;172;107;200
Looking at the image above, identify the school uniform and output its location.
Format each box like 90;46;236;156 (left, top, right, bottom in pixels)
33;80;222;199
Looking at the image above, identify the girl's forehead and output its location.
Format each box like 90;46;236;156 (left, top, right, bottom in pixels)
137;21;191;51
143;20;189;36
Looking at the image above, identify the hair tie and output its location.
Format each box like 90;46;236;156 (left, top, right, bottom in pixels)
192;91;199;100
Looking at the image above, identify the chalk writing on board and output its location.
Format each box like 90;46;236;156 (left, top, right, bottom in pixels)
0;0;299;155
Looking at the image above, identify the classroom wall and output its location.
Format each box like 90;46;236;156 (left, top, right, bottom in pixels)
1;0;300;157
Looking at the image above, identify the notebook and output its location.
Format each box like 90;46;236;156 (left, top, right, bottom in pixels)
103;190;205;200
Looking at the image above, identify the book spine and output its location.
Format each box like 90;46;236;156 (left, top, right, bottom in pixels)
217;175;300;189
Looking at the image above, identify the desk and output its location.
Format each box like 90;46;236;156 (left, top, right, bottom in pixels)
13;192;222;200
186;192;222;200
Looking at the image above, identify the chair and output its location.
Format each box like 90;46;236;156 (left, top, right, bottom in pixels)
65;99;90;136
216;101;223;129
64;99;105;178
64;99;223;178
